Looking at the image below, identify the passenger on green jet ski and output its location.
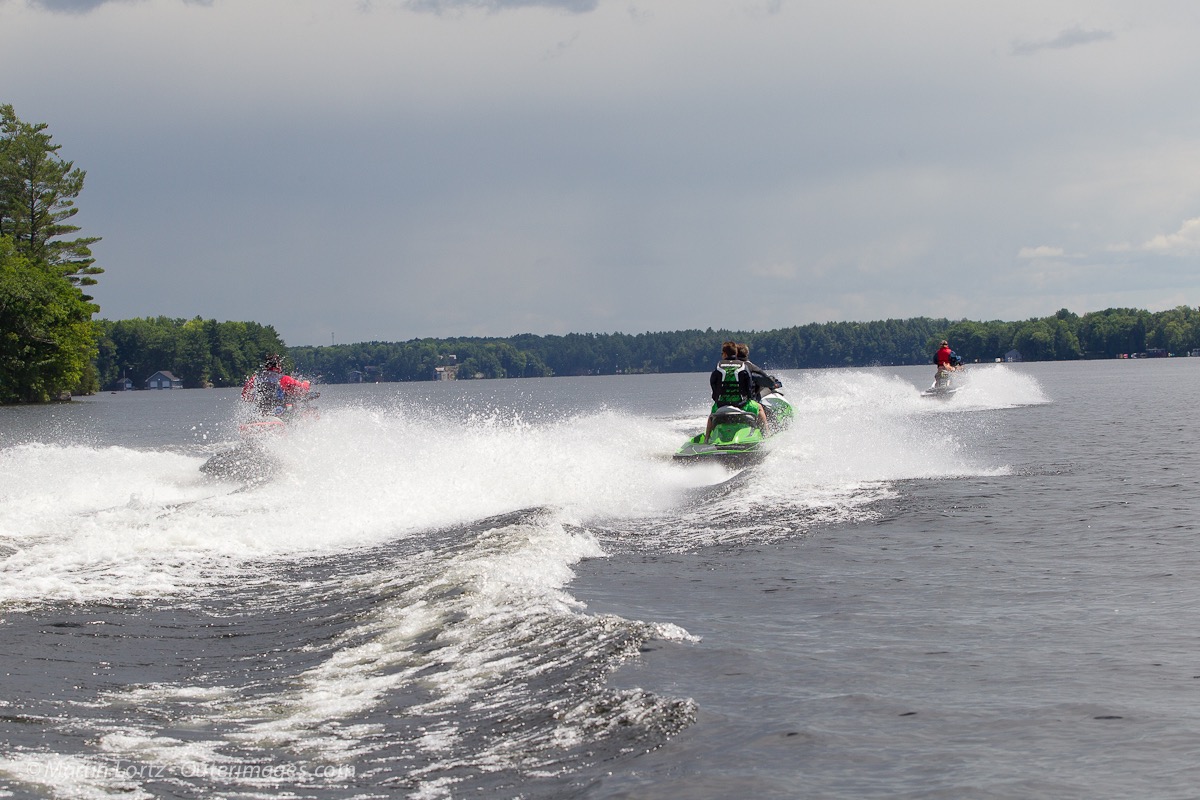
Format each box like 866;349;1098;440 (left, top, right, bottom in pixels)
706;341;770;438
736;342;773;401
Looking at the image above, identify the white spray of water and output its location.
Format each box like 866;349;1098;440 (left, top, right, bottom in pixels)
939;363;1049;409
0;366;1045;604
0;404;706;605
637;366;1041;546
0;368;1049;799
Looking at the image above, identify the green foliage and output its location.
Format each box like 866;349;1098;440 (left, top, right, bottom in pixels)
0;105;102;403
0;237;97;402
284;306;1200;384
89;303;1200;392
93;317;287;389
1076;308;1152;358
288;337;556;383
0;104;102;297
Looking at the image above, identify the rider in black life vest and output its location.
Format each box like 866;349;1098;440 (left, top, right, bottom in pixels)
707;341;770;438
736;342;772;401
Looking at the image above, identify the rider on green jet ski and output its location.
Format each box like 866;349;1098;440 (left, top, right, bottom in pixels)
707;341;770;438
736;341;775;401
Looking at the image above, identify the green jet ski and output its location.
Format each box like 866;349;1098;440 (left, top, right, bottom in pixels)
674;376;794;465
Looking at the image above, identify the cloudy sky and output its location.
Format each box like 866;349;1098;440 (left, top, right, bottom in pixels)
4;0;1200;346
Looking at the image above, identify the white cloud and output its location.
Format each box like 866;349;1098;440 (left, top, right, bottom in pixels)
1018;245;1066;259
747;261;798;280
1140;217;1200;254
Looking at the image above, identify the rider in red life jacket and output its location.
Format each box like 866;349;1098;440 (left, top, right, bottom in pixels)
241;354;310;416
933;340;963;391
935;340;957;371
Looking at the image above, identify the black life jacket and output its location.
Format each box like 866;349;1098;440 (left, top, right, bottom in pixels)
712;360;750;406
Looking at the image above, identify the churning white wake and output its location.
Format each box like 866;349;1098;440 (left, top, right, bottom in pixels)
0;366;1045;604
0;401;704;605
634;365;1044;546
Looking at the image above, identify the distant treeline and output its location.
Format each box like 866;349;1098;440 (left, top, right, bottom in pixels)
289;306;1200;384
90;306;1200;389
94;317;287;389
285;320;951;382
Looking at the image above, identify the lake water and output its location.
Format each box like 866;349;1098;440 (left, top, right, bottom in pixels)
1;360;1198;798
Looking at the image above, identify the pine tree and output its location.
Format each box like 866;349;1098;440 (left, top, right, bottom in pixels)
0;104;102;301
0;104;102;401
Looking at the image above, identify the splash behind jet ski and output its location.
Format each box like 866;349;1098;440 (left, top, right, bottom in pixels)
201;394;317;484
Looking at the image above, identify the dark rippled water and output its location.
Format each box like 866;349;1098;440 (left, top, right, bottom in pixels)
578;359;1200;799
2;360;1196;798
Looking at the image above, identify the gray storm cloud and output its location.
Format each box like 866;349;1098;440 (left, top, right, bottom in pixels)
28;0;112;12
27;0;210;11
3;2;1197;346
401;0;597;12
1011;25;1115;56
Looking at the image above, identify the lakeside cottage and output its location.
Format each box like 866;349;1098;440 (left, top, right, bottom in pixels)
434;353;459;381
146;371;183;390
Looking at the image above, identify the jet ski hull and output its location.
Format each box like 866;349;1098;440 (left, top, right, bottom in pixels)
673;435;767;466
200;442;278;484
200;400;316;484
922;368;964;399
674;385;793;465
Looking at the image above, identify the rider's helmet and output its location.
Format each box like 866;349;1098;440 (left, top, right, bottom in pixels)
264;354;282;371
